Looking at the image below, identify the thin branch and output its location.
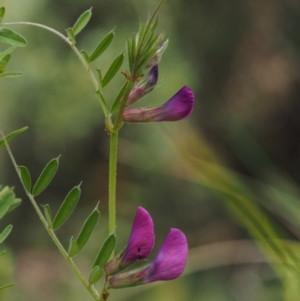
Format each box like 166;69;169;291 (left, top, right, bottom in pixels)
2;21;108;117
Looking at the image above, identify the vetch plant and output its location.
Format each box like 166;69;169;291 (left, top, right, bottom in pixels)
2;2;300;300
0;1;194;300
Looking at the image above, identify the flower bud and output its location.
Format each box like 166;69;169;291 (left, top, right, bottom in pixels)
126;65;159;106
146;40;169;68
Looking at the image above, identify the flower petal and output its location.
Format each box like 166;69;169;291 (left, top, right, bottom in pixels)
123;206;155;262
147;64;158;87
152;86;194;121
143;228;188;282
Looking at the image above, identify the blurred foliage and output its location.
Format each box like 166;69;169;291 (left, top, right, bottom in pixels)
2;0;300;301
0;186;22;295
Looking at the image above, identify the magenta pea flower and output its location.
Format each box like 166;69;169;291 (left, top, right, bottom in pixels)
105;207;155;275
123;86;194;123
126;65;159;106
109;228;188;288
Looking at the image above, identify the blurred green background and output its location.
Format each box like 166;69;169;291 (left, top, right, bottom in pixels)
2;0;300;300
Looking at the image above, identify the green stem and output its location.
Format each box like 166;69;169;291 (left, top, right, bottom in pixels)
108;130;118;234
0;131;100;301
108;82;135;235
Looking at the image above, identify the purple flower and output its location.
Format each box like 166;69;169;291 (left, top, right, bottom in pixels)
105;207;155;276
141;228;188;282
123;207;155;262
123;86;194;123
109;228;188;288
126;65;159;106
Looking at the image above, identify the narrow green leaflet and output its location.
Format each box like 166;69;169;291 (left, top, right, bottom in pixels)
0;53;10;64
0;283;15;291
69;208;100;257
42;204;53;227
93;233;116;268
0;54;11;73
0;7;5;23
110;82;128;114
0;187;21;216
101;52;124;87
80;50;90;64
66;28;76;44
0;189;14;219
32;156;60;196
19;165;31;192
90;30;115;62
7;198;21;213
126;37;132;72
0;72;23;79
88;266;103;284
0;126;28;149
52;185;81;230
0;47;16;61
0;28;27;47
0;225;12;244
72;8;92;36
